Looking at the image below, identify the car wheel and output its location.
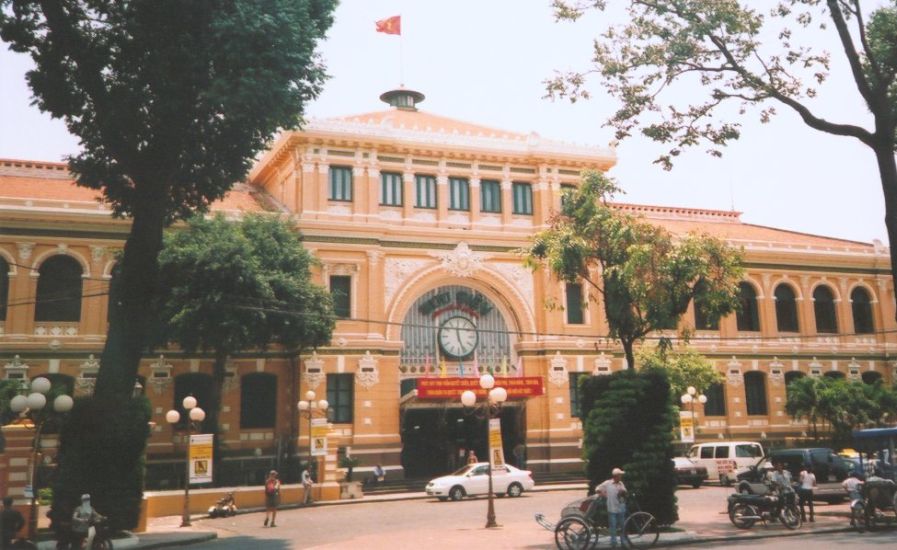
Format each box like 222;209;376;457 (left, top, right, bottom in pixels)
449;486;465;501
507;482;523;497
692;481;702;489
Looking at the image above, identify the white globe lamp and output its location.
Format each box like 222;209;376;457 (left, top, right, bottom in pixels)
182;395;197;410
189;407;206;422
53;394;74;413
165;410;181;424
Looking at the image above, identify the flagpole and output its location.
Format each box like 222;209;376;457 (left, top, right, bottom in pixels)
399;29;404;87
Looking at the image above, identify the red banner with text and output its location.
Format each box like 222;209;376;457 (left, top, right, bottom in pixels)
416;377;544;400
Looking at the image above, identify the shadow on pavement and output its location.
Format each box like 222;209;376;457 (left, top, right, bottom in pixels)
199;535;292;549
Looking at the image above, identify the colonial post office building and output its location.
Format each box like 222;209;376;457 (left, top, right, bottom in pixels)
1;89;895;493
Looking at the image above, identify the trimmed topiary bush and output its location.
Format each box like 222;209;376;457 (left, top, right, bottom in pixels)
579;368;679;525
51;395;151;532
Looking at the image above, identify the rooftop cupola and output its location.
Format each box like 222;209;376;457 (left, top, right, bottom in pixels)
380;88;425;111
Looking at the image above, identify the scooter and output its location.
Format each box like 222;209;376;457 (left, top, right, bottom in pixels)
728;483;802;530
208;492;238;518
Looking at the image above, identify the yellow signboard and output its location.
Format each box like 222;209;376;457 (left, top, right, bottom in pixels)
189;434;213;484
679;411;695;444
311;418;328;457
488;418;504;467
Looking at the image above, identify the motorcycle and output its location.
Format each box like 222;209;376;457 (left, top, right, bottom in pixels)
208;492;238;518
728;483;802;530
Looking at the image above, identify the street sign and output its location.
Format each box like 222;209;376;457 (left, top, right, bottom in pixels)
189;434;213;484
679;411;695;444
311;418;328;457
488;418;505;467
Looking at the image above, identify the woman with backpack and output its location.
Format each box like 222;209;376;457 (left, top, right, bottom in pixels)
263;470;281;527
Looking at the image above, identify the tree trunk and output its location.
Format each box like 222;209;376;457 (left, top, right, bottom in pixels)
209;351;227;486
286;352;301;483
621;338;636;370
95;190;166;403
874;145;897;322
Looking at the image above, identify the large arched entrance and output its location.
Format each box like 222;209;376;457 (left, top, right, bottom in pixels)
398;285;527;478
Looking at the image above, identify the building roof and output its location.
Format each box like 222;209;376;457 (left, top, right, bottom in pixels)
0;158;267;214
616;202;881;254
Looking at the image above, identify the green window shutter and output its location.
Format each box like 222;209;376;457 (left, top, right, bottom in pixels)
512;182;532;215
480;180;501;213
565;283;584;324
380;172;403;206
329;166;353;201
415;175;436;208
327;373;354;423
330;275;351;318
449;177;469;211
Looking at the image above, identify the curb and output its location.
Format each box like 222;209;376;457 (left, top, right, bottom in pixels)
197;483;587;520
134;532;218;550
655;525;895;547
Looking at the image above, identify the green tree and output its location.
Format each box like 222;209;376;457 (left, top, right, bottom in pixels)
0;0;335;401
637;341;723;399
785;375;827;441
580;368;679;525
152;213;335;484
525;170;743;368
548;0;897;312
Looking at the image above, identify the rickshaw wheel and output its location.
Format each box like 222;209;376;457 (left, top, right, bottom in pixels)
554;517;596;550
622;511;659;549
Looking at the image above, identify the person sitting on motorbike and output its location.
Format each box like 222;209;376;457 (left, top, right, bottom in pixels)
842;471;864;526
1;496;26;548
71;494;104;547
766;461;792;489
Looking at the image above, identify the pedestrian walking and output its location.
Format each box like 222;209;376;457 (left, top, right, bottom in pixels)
302;465;315;505
263;470;280;527
597;468;627;548
798;466;816;522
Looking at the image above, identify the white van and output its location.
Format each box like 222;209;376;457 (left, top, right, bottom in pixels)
686;441;764;486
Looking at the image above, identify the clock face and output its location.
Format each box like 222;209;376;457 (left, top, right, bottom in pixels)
438;316;478;359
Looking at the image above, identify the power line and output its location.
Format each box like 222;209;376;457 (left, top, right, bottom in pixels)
2;258;112;282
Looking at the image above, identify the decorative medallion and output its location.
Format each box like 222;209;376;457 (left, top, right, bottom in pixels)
431;242;489;278
727;357;743;386
768;357;784;385
3;355;29;381
548;352;568;387
847;357;861;380
808;357;823;377
222;361;239;393
16;242;35;261
356;351;379;390
302;352;325;390
148;355;174;395
593;353;612;376
76;354;101;394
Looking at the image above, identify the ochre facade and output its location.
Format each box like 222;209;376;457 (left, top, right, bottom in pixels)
2;91;896;498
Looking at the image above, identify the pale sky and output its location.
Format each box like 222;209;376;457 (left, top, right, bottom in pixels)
0;1;888;244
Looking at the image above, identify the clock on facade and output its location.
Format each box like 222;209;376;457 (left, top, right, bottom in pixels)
437;316;478;359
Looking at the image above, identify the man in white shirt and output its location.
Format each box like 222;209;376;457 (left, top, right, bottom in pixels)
797;467;816;522
597;468;627;548
767;461;792;488
842;472;864;526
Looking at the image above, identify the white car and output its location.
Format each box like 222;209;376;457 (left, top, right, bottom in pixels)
426;462;535;501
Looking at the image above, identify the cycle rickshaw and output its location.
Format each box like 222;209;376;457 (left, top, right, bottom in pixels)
850;427;897;530
535;493;660;549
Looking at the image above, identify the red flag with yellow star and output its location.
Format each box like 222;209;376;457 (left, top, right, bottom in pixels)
375;15;401;35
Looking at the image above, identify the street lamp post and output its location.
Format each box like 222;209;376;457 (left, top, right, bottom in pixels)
460;373;507;529
680;386;707;437
8;376;74;540
297;390;329;489
165;396;206;527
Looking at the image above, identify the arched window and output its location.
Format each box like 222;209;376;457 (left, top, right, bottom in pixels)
703;383;726;416
240;373;277;429
744;372;768;416
851;287;874;335
862;371;882;385
693;281;719;331
736;282;760;332
823;371;845;380
774;284;799;333
0;257;8;322
813;286;838;333
173;373;213;430
35;255;83;322
784;371;805;387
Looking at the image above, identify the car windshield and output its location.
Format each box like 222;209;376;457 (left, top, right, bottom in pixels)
451;465;475;476
674;457;694;467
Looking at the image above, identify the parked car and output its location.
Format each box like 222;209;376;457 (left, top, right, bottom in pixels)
673;457;709;488
686;441;764;486
768;448;850;482
425;462;535;501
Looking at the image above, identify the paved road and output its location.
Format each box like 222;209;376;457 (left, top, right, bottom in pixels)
689;530;896;549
